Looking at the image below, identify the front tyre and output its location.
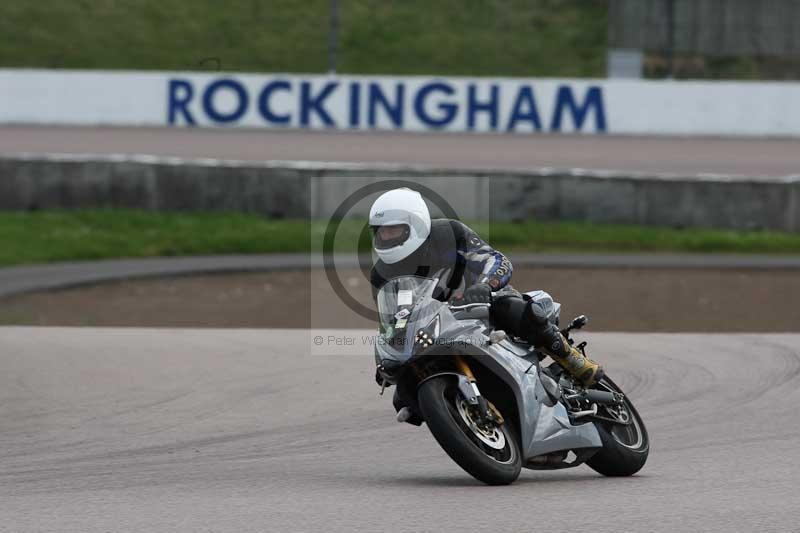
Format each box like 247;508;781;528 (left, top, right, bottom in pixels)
586;376;649;476
418;376;521;485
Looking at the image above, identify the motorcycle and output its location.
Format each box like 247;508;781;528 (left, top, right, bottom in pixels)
374;275;649;485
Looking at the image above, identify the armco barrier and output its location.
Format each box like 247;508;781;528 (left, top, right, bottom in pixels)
1;154;798;232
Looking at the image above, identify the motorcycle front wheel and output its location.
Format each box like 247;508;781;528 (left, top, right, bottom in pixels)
418;375;522;485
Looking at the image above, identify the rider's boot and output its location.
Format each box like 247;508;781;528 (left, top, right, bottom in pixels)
495;294;604;387
541;332;604;387
517;298;604;387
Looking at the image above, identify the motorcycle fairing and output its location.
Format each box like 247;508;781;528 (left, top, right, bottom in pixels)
375;275;602;463
465;338;602;459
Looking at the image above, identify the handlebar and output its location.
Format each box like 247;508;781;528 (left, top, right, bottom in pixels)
561;314;589;335
448;291;498;311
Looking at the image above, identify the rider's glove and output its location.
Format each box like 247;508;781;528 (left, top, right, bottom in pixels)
463;283;493;304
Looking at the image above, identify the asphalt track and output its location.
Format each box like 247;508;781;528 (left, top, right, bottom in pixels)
2;327;799;532
2;126;800;177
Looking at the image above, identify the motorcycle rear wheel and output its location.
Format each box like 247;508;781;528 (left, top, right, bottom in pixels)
418;375;522;485
585;375;649;476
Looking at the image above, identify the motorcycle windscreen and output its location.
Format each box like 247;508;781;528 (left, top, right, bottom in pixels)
375;275;443;364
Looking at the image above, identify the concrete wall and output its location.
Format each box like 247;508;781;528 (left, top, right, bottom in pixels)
1;154;798;232
6;70;800;136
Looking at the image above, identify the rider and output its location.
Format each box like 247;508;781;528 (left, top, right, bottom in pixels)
369;187;603;387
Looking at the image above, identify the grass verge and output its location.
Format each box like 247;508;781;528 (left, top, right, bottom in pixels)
0;0;606;77
1;210;800;268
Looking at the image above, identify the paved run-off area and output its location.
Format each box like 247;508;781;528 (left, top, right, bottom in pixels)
1;327;799;532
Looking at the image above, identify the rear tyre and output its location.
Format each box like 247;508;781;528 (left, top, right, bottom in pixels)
586;376;649;476
418;376;521;485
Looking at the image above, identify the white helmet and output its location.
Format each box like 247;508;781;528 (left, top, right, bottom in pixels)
369;188;431;264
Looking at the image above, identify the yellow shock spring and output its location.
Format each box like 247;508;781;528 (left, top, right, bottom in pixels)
453;355;476;381
453;355;504;425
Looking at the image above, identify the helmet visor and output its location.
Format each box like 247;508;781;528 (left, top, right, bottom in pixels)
372;224;411;250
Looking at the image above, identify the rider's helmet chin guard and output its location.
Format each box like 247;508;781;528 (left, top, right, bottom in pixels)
369;188;431;264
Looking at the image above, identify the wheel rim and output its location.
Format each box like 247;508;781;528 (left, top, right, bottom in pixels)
443;384;515;464
594;380;646;451
455;398;507;450
605;401;645;450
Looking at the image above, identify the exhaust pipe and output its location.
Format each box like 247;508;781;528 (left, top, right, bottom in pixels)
566;389;623;405
583;389;623;405
528;452;567;466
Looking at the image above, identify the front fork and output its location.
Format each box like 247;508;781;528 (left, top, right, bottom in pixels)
453;355;504;426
